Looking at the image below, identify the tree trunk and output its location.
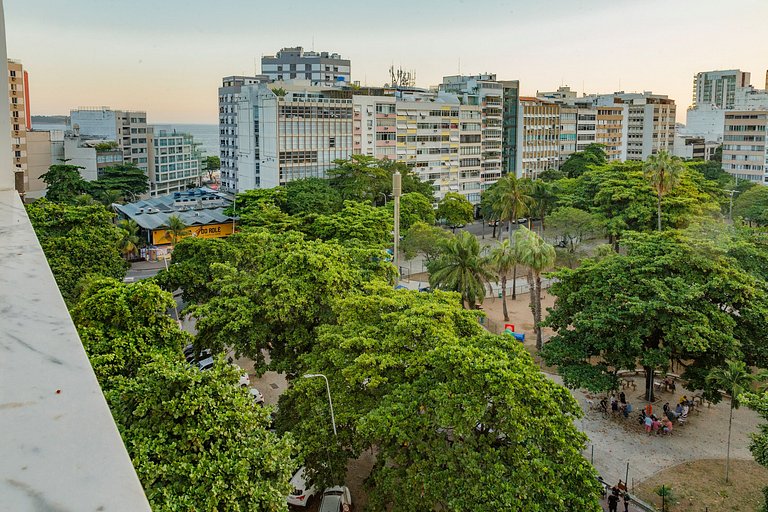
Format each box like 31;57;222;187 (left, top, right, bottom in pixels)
501;275;509;322
644;366;655;402
535;272;543;351
491;223;497;238
511;264;517;300
726;403;733;483
657;192;663;232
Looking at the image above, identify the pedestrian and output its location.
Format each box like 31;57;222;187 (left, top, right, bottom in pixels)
608;490;619;512
619;391;626;404
623;492;630;512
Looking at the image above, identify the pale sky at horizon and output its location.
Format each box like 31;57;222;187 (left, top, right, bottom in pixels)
6;0;768;124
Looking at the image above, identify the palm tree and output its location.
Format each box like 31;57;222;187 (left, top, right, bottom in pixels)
529;180;556;234
643;150;683;231
492;175;533;299
166;215;188;247
100;189;124;207
116;219;140;260
479;185;501;239
487;239;518;321
516;226;556;350
706;360;757;483
427;231;494;309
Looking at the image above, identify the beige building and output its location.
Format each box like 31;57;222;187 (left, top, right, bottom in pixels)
25;130;56;198
722;110;767;184
8;59;30;195
517;97;560;179
353;90;483;203
596;106;624;160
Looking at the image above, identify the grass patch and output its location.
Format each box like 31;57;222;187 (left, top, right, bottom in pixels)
635;459;768;511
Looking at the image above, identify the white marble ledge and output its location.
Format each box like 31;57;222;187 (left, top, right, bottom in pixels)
0;189;151;512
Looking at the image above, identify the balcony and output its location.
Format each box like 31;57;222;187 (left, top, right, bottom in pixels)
0;188;151;507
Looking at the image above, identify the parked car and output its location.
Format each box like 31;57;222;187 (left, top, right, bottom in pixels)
236;366;250;387
516;217;528;224
196;355;214;371
487;219;499;227
287;467;317;507
318;486;352;512
249;387;264;405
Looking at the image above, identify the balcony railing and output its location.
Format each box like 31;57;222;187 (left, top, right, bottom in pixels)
0;189;152;509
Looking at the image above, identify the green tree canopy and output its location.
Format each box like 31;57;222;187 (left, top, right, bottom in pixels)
88;164;149;203
284;177;343;216
306;200;393;247
436;192;475;231
733;185;768;226
72;278;190;386
278;283;602;511
107;356;294;512
401;221;453;261
327;155;434;205
391;191;436;231
542;231;768;401
547;206;598;254
40;163;89;203
560;144;607;179
27;199;127;305
189;231;393;372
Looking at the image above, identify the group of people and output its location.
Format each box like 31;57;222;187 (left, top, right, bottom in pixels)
601;391;634;418
640;409;674;435
606;484;630;512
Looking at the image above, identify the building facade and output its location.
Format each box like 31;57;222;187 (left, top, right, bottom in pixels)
440;74;504;189
353;90;483;203
8;59;30;195
722;110;767;184
149;130;202;196
517;97;560;179
693;70;751;109
69;108;151;173
261;47;350;86
219;76;267;192
235;81;354;190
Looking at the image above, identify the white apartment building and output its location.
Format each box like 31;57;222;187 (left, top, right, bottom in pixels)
219;76;268;192
440;74;503;190
353;90;483;203
686;70;768;144
722;110;768;184
69;108;151;173
235;81;354;190
261;47;350;86
149;130;202;195
590;92;675;161
517;97;560;179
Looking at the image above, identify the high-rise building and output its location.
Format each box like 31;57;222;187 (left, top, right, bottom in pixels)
721;110;768;184
8;59;30;195
149;130;202;195
693;70;751;110
500;80;520;177
353;90;483;203
235;81;354;190
440;74;504;190
261;47;350;86
517;97;560;179
219;75;267;192
69;108;151;173
590;92;675;161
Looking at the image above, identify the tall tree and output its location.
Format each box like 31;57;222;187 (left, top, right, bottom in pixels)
327;155;433;204
479;183;502;239
644;150;684;231
742;391;768;509
542;231;768;401
560;144;608;179
529;180;556;233
390;191;436;231
26;200;127;305
203;155;221;182
732;185;768;226
547;207;598;255
401;221;453;262
284;177;343;216
116;219;140;259
706;360;758;483
487;239;517;321
516;227;556;350
436;192;475;232
107;356;294;512
279;283;603;511
427;231;493;309
492;175;533;298
72;277;190;385
39;163;89;203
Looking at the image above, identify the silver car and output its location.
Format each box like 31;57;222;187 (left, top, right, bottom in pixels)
318;486;352;512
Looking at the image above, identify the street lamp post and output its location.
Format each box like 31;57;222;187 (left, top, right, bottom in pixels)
725;189;740;222
393;172;401;285
379;192;388;206
303;373;337;436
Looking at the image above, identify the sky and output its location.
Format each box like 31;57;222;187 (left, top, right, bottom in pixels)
6;0;768;124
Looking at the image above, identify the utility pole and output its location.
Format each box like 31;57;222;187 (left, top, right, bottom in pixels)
725;189;739;222
393;171;401;284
